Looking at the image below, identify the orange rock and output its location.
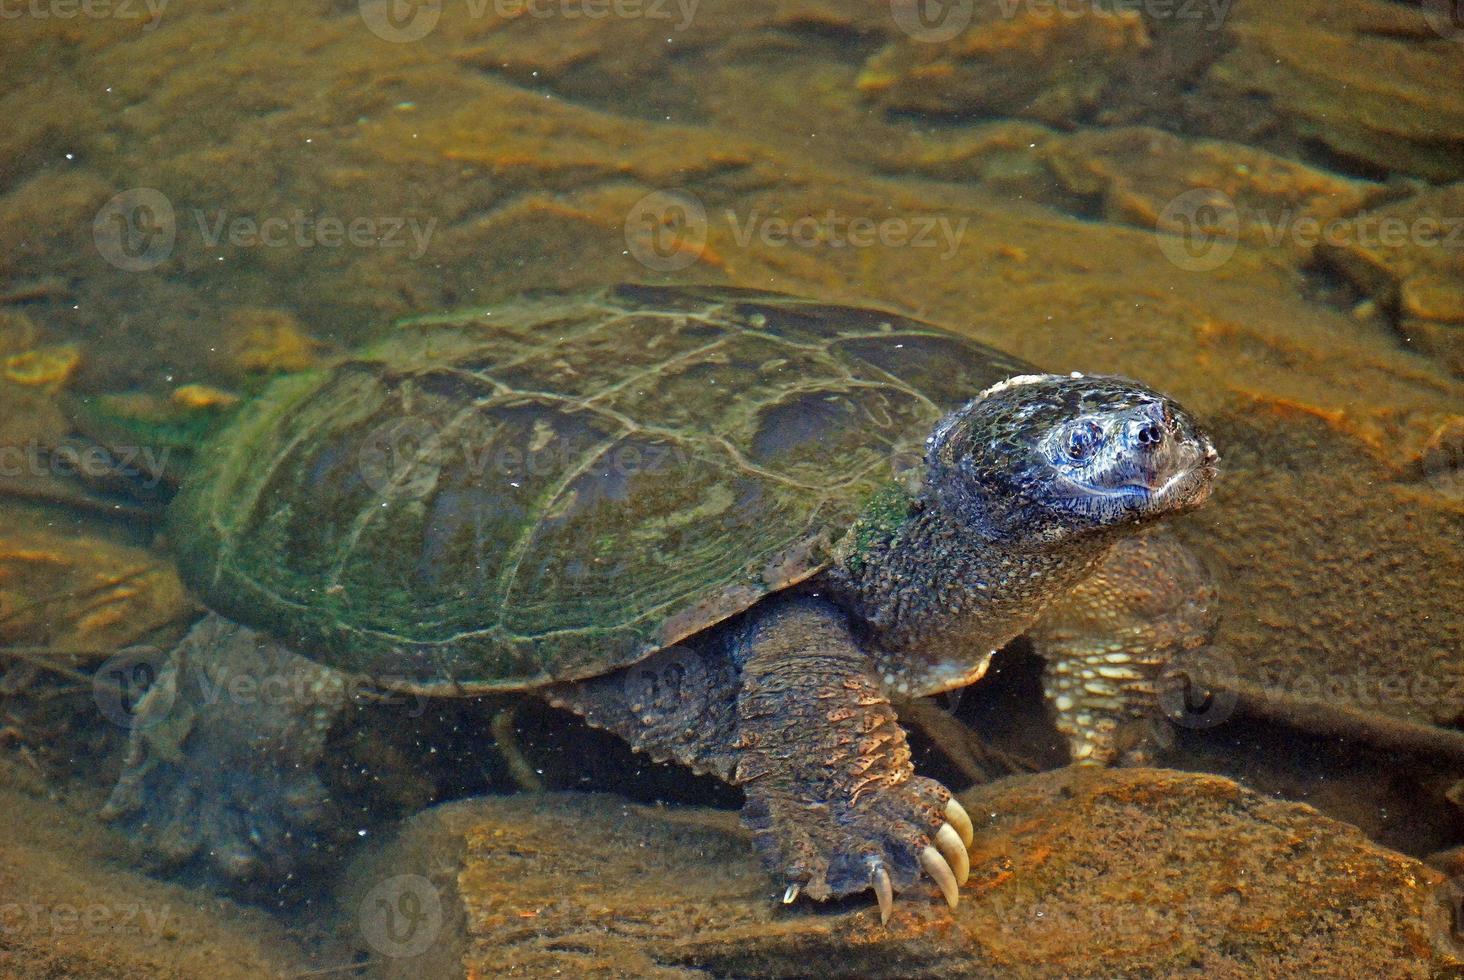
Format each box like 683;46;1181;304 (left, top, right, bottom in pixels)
4;345;81;389
219;309;325;377
335;770;1455;979
0;513;191;658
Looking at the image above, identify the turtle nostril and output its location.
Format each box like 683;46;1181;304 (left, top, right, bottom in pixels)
1134;422;1163;447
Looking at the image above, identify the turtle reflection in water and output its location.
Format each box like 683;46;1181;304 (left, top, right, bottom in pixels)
104;285;1219;921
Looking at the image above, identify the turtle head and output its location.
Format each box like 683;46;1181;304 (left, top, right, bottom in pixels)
926;374;1218;545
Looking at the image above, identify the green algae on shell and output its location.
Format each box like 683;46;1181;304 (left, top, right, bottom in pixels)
166;284;1033;692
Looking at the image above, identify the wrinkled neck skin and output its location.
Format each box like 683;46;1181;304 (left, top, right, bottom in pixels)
824;492;1116;699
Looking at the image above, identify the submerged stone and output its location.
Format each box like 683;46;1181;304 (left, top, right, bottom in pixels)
336;768;1456;978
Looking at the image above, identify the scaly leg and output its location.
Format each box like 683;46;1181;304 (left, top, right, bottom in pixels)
547;597;973;923
102;614;347;883
732;597;971;922
1029;530;1219;766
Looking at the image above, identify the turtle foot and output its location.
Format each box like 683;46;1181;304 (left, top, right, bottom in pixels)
101;614;347;887
748;774;973;924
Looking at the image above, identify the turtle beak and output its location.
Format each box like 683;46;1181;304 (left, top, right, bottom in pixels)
1137;415;1219;513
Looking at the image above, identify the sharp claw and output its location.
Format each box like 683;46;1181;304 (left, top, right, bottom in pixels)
935;823;970;886
945;797;974;849
783;883;800;904
872;863;894;925
920;845;960;910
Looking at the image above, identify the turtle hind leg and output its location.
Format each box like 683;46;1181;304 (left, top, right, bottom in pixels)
1029;530;1220;767
101;613;348;887
542;639;743;783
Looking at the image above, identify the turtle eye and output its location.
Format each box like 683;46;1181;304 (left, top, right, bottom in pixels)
1064;421;1102;462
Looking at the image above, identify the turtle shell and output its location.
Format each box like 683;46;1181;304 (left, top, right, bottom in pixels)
169;284;1034;692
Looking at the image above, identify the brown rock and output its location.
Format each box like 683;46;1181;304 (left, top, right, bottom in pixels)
0;309;40;354
0;510;190;657
217;307;326;377
336;769;1456;978
1195;0;1464;181
0;780;307;979
1316;183;1464;374
859;2;1151;127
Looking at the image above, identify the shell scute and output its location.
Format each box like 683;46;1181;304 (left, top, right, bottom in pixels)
170;286;1035;689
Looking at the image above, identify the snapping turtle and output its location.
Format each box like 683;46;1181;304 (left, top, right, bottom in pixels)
103;284;1219;920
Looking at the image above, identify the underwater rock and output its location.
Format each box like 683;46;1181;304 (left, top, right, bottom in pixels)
0;309;40;354
0;378;66;455
1193;0;1464;181
1314;182;1464;375
0;512;189;657
1032;126;1388;243
336;768;1456;978
0;779;305;979
896;123;1393;248
4;343;81;389
217;307;326;377
858;2;1151;127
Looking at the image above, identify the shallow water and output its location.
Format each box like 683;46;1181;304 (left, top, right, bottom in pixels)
0;1;1461;977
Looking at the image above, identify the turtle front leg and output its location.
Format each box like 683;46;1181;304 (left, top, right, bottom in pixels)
732;597;973;923
1029;530;1219;766
101;614;347;884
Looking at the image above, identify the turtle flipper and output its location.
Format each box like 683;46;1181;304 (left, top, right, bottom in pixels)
1030;530;1220;766
101;614;346;885
731;597;972;923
